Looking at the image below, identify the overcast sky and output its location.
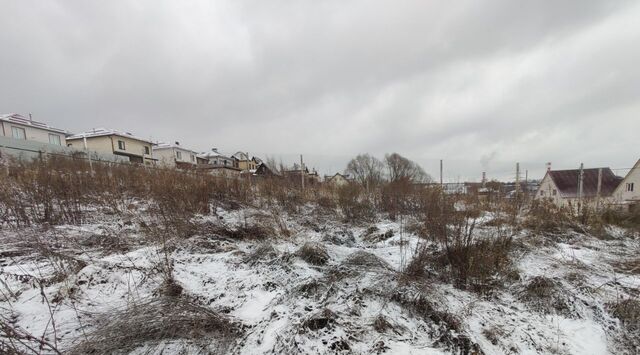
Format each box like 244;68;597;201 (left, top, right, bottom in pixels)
1;0;639;180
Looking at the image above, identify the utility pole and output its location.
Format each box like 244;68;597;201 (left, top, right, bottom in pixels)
578;163;584;213
515;162;521;195
439;159;443;186
596;168;603;211
83;136;93;173
247;152;252;187
300;154;305;191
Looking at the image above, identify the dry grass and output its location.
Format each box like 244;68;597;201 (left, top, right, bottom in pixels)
518;276;576;317
610;298;640;333
68;296;242;355
296;242;330;266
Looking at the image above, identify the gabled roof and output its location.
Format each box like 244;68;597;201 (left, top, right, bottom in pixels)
547;168;623;198
0;113;67;134
67;128;153;144
232;151;249;160
326;173;349;180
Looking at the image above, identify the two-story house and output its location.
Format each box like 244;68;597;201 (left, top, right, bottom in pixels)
66;128;156;164
0;113;67;146
198;149;242;177
153;142;199;169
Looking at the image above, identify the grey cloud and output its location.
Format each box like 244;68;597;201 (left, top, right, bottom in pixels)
1;0;638;180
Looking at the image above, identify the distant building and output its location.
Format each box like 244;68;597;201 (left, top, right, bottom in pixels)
198;149;236;168
197;149;242;177
535;167;623;208
153;142;199;169
255;162;280;177
0;113;67;146
232;152;260;172
324;173;351;187
66;128;156;164
611;159;640;211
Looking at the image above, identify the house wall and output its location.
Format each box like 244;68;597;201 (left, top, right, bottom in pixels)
236;159;257;171
67;135;113;155
327;175;349;187
0;121;66;146
154;147;197;168
534;173;565;206
612;160;640;205
67;135;154;163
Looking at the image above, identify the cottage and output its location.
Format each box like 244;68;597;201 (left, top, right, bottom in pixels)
232;152;260;171
254;162;281;177
0;113;66;146
324;173;351;187
197;149;242;177
611;159;640;211
535;167;623;208
199;149;236;168
153;142;199;169
66;128;156;164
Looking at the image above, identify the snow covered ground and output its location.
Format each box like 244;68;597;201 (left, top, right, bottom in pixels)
1;205;639;354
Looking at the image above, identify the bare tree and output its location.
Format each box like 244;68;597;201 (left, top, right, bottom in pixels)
265;156;281;174
384;153;432;183
345;154;385;190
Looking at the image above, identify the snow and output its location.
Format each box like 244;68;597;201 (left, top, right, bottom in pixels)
1;207;639;354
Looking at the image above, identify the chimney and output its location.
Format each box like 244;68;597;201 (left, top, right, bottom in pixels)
482;172;486;187
175;141;180;146
546;162;552;172
28;113;33;121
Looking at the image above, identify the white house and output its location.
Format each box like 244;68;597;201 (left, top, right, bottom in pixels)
535;167;623;209
611;159;640;211
153;142;199;169
324;173;351;187
0;113;67;146
67;128;156;165
199;149;236;168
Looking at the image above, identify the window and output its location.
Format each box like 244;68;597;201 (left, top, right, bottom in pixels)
628;183;635;192
48;134;61;146
190;154;195;162
11;126;26;140
144;146;150;155
176;151;182;160
118;140;126;150
552;189;557;196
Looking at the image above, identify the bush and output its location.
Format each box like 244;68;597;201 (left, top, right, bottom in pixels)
296;242;330;266
335;184;375;222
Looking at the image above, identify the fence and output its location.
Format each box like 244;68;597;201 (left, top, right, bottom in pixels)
0;136;128;164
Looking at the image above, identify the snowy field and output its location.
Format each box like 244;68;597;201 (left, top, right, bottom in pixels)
1;205;639;354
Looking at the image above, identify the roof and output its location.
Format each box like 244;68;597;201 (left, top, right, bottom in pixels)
153;142;197;153
67;128;154;144
547;168;623;198
198;149;233;160
326;173;349;180
0;113;67;134
232;152;261;162
232;152;249;160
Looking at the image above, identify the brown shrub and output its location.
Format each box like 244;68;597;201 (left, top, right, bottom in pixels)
297;242;330;266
